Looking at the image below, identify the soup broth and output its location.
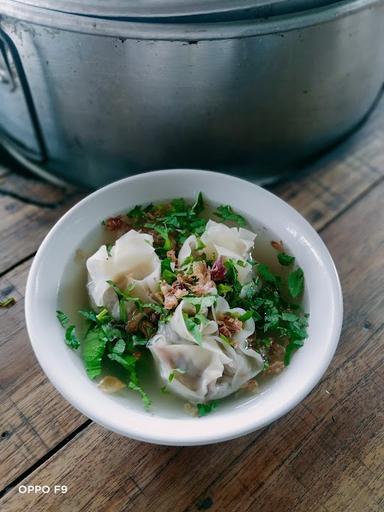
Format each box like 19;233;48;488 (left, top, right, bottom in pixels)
57;196;308;418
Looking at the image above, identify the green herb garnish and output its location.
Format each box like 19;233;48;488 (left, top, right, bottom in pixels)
257;263;277;284
56;310;80;350
56;310;69;328
288;267;305;298
197;401;219;417
161;257;176;284
277;252;295;266
83;327;108;378
0;296;16;308
239;311;253;322
214;205;246;227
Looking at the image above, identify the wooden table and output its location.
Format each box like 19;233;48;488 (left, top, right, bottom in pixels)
1;96;383;512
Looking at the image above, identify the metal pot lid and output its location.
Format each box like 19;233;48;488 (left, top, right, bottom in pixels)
11;0;341;21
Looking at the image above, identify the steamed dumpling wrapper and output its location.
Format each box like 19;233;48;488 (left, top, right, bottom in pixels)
178;220;256;284
202;220;256;260
148;297;264;403
170;299;218;344
86;230;161;318
148;331;231;403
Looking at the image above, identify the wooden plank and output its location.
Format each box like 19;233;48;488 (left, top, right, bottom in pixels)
0;170;83;275
0;260;86;491
0;171;77;207
275;155;381;228
1;177;382;512
0;145;78;205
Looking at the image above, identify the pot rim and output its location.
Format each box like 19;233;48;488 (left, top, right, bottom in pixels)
1;0;381;40
4;0;343;22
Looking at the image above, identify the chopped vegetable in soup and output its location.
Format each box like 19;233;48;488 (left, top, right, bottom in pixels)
57;193;308;416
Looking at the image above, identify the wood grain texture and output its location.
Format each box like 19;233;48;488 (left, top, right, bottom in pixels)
0;94;383;511
0;172;83;275
0;260;86;491
1;175;383;512
0;148;380;497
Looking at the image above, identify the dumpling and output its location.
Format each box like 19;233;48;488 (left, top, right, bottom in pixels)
178;221;256;284
148;331;231;403
207;337;264;400
201;220;256;261
86;230;161;317
148;297;264;403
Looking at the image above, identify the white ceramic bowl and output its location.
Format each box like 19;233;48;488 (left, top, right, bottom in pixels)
25;170;342;445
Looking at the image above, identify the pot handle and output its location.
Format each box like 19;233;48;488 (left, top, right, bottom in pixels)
0;28;47;163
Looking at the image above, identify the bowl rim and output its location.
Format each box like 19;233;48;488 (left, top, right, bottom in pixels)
25;169;343;445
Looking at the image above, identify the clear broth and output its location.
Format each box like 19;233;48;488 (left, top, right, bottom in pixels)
58;200;305;418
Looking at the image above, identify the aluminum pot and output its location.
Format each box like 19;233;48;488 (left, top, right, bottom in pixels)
0;0;383;188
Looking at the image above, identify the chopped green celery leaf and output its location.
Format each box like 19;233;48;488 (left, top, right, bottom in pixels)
128;381;151;409
113;339;126;354
127;205;144;218
83;327;108;379
284;340;304;365
65;325;80;350
163;238;172;251
195;237;206;250
184;316;203;344
101;323;124;342
257;263;277;284
252;310;262;322
214;204;246;227
144;203;154;213
56;310;69;328
119;299;127;323
162;269;176;284
281;312;299;322
189;217;207;236
277;252;295;266
217;283;232;296
79;310;98;323
96;308;111;322
219;333;232;345
108;352;137;372
197;401;218;417
171;197;187;212
191;191;205;215
184;295;216;310
149;225;171;249
240;280;258;300
239;311;253;322
132;334;148;346
0;296;16;308
161;257;176;284
224;259;242;300
107;280;135;299
288;267;305;298
168;369;187;385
